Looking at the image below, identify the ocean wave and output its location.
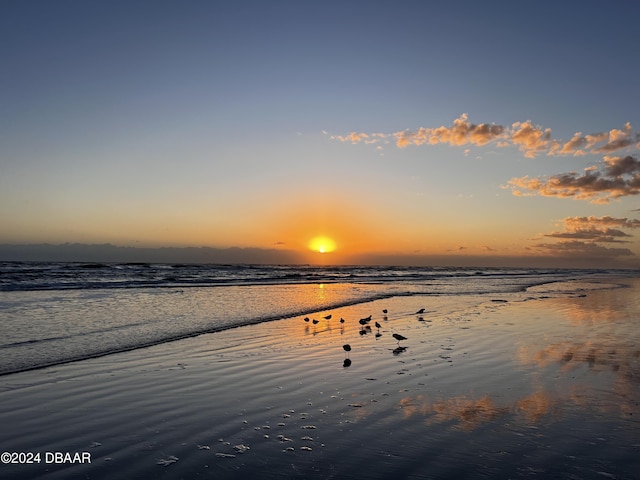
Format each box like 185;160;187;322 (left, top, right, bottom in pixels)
0;261;612;292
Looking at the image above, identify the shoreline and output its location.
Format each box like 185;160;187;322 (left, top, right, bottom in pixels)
1;277;639;479
0;291;400;378
1;273;629;377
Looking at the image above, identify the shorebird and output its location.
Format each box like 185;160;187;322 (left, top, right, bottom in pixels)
312;319;319;324
382;309;388;314
343;344;352;366
415;308;425;314
392;332;407;344
304;317;310;322
339;318;345;324
375;321;382;330
324;314;332;320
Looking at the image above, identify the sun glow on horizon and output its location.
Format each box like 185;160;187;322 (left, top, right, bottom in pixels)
309;236;337;254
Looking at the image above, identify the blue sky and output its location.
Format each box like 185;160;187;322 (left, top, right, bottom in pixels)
2;1;640;266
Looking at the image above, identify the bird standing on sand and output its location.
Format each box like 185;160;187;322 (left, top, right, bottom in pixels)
415;308;425;314
392;332;407;344
304;317;310;322
382;309;388;314
324;314;332;320
340;318;345;324
312;319;319;324
375;321;382;330
342;344;351;357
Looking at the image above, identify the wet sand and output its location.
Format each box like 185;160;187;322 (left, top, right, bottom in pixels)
1;278;639;479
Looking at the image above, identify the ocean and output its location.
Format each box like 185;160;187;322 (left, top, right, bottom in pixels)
0;262;634;376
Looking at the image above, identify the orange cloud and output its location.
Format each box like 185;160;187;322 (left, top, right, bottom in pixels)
544;229;631;242
530;240;634;257
553;132;589;156
330;132;370;144
594;122;636;153
529;215;640;258
393;113;505;148
563;215;640;230
544;216;639;243
510;120;556;158
332;116;640;206
331;115;638;158
507;155;640;203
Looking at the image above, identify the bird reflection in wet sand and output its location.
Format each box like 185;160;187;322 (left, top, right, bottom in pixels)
392;346;407;355
374;321;382;339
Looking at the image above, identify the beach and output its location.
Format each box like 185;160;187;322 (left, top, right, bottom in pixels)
1;277;639;479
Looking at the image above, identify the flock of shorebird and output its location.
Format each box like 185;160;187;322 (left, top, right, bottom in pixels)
304;307;426;367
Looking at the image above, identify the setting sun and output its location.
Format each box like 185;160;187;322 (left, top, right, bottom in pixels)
309;236;337;254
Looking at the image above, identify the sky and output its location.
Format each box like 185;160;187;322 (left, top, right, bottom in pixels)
2;0;640;267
